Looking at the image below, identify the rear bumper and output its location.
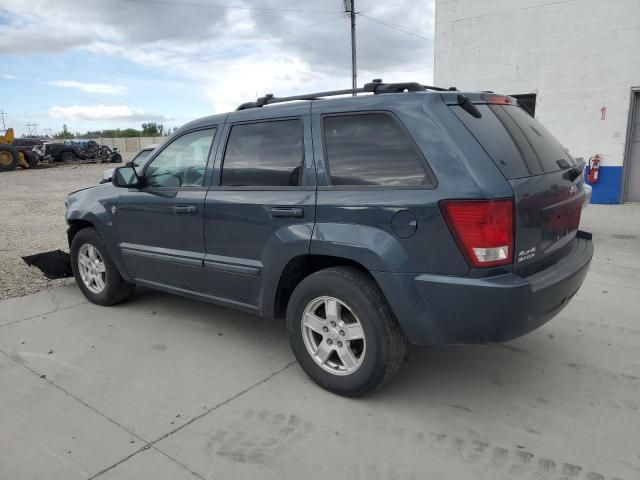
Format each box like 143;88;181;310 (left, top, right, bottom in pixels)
373;232;593;345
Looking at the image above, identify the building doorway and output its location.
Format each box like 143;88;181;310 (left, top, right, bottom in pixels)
623;91;640;203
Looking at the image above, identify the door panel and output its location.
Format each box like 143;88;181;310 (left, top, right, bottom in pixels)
116;188;207;288
203;189;316;305
114;127;217;289
202;113;316;308
625;93;640;203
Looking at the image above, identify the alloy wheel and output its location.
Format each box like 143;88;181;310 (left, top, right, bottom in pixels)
301;296;366;376
77;244;106;294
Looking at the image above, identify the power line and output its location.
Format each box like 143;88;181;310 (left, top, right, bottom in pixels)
25;123;38;136
357;12;433;42
109;0;339;13
360;0;427;14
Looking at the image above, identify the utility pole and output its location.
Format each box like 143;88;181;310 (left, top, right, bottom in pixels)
344;0;357;95
25;123;38;136
0;110;7;131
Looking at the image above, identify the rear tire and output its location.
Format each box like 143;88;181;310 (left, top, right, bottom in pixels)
18;151;36;169
0;144;19;171
25;151;38;168
70;228;135;306
61;150;77;162
286;267;406;397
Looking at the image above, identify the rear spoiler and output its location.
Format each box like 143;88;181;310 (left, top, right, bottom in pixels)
441;92;518;106
442;92;523;119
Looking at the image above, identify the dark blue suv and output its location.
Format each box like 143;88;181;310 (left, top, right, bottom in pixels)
65;80;593;396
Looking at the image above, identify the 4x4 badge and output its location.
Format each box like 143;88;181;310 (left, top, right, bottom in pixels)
517;247;536;262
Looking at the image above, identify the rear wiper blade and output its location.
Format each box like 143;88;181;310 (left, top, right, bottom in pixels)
457;94;482;118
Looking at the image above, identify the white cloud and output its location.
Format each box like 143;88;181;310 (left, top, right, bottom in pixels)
1;74;17;80
49;80;126;95
49;104;170;122
2;0;435;134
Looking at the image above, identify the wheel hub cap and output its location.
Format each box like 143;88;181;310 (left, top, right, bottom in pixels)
301;296;366;376
0;151;12;166
77;244;106;294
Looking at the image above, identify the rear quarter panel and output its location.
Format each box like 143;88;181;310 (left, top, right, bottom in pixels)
310;93;513;275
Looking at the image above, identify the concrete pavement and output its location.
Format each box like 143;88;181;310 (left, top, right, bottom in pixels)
1;204;639;480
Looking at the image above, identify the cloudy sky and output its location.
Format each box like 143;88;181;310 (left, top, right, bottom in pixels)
0;0;434;137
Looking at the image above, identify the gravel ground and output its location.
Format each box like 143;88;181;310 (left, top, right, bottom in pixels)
0;162;119;300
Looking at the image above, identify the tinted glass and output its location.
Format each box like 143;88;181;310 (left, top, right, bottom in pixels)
131;148;153;167
323;113;430;186
145;128;214;188
221;119;303;187
452;104;576;179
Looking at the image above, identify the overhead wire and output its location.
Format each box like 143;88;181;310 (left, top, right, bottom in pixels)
357;12;433;41
108;0;339;13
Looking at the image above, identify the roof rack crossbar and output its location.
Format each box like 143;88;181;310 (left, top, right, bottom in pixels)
235;79;456;110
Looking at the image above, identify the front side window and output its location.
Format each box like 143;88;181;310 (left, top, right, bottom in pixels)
145;128;215;188
132;148;153;167
323;113;431;187
221;119;303;187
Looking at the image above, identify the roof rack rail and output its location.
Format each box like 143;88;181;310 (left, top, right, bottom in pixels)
235;79;457;110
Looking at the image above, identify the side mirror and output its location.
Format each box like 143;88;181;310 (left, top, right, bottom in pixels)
112;166;142;188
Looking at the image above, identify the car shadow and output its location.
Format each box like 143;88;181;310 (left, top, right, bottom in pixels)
126;287;580;411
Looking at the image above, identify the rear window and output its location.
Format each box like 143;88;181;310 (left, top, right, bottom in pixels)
323;113;432;187
451;104;577;179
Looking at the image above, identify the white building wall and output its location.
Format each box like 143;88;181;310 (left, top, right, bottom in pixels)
434;0;640;203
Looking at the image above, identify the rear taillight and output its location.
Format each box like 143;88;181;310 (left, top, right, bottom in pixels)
440;199;514;268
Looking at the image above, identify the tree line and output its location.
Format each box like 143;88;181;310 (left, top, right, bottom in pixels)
54;122;176;139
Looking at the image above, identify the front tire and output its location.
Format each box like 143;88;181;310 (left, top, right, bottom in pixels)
286;267;406;397
0;144;19;171
70;228;135;306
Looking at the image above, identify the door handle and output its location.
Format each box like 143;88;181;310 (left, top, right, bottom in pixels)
173;205;198;214
270;207;304;218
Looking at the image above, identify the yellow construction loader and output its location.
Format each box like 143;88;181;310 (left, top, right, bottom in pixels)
0;128;33;171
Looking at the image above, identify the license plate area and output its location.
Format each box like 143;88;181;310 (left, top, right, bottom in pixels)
540;196;583;250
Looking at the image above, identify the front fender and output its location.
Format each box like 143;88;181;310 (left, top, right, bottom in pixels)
66;186;132;282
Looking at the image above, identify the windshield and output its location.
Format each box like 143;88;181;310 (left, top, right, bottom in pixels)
131;149;153;167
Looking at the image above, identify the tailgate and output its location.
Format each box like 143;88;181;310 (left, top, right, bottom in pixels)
449;96;585;274
509;171;586;274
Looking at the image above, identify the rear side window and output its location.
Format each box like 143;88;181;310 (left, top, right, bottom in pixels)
221;119;303;187
452;104;576;179
323;113;432;187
